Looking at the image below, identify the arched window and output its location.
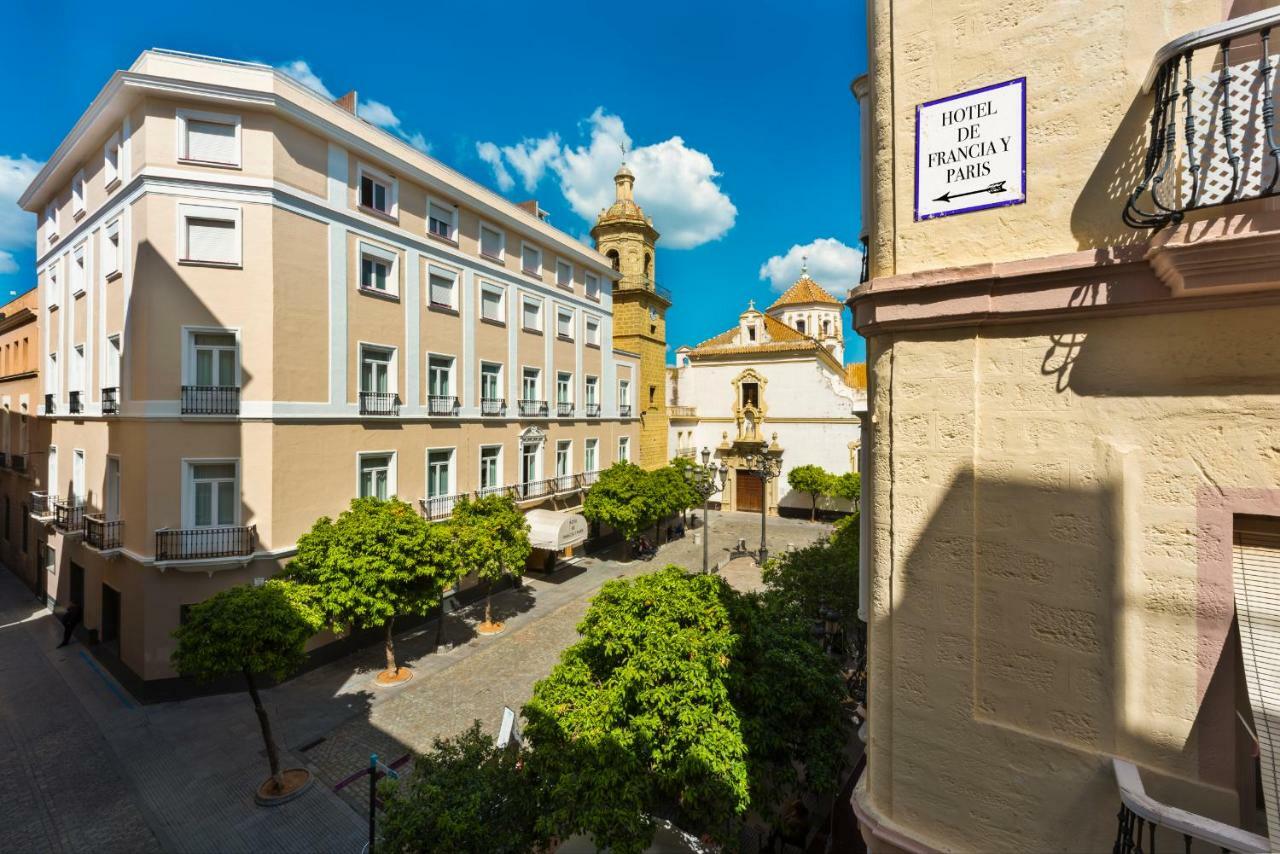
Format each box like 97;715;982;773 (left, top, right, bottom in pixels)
822;319;831;336
644;252;652;278
607;249;620;272
796;318;806;334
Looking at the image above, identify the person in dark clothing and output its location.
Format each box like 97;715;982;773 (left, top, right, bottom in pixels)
57;603;82;648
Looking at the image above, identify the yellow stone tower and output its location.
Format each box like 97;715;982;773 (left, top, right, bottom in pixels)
591;163;669;470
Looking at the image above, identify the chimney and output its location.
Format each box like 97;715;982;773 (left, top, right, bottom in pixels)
334;90;358;115
517;200;549;221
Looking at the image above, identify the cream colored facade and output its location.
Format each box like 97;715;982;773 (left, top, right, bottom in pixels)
852;1;1280;852
19;50;639;687
0;290;49;593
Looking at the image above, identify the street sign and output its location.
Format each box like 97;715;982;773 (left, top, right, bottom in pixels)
914;77;1026;221
497;705;522;749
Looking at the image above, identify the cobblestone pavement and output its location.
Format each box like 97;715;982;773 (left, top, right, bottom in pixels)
0;511;830;853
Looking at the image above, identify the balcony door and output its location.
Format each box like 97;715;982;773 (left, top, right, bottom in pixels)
47;446;57;499
189;462;237;528
556;441;570;478
522;369;539;402
361;348;392;395
427;450;451;498
193;332;237;388
481;364;501;401
105;457;120;522
521;444;539;485
72;450;85;504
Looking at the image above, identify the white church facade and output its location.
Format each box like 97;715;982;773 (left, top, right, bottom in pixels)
667;271;867;515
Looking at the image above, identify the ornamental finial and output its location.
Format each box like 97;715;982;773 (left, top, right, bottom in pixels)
800;254;808;277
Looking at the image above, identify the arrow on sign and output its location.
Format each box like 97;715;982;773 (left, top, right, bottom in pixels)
933;180;1008;203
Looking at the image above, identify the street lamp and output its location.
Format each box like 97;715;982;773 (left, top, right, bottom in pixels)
742;436;783;566
684;447;728;573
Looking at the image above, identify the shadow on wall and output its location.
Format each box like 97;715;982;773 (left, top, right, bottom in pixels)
1070;91;1154;251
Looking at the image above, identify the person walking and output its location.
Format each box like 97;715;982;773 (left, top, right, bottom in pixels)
57;602;82;648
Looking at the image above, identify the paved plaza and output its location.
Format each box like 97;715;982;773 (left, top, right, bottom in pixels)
0;511;831;853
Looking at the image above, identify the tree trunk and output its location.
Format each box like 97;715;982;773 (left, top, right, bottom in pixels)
811;494;817;522
434;597;445;653
244;668;283;791
383;616;397;675
484;580;493;626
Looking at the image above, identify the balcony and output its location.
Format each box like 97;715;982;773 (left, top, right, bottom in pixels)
155;525;256;562
1111;758;1267;853
619;404;633;417
474;483;514;500
30;492;55;519
53;499;85;532
427;395;459;416
556;401;575;417
68;391;83;415
10;454;26;474
419;493;464;521
675;447;696;459
552;474;578;494
585;403;601;417
101;387;119;415
669;405;697;418
513;479;553;502
579;470;601;488
359;391;400;416
83;514;122;551
44;393;54;414
182;385;240;415
1126;9;1280;228
518;399;548;418
481;397;506;416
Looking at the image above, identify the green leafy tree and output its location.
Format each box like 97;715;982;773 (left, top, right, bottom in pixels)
377;721;540;853
761;515;859;630
450;494;531;628
582;462;660;544
649;464;699;541
830;471;861;505
668;455;702;527
171;580;321;793
787;464;834;521
286;497;457;678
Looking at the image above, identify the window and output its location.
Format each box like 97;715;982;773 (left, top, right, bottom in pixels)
104;130;122;188
521;443;539;485
479;223;504;260
189;462;238;527
619;379;630;407
44;203;57;246
72;450;85;503
47;446;57;498
358;454;393;500
585;438;598;472
427;355;453;397
180;204;241;265
796;318;806;334
178;109;241;166
359;246;395;294
521;243;542;276
72;171;85;217
585;272;601;300
46;352;58;398
747;325;757;342
191;332;238;388
521;367;540;401
360;346;394;394
585;317;601;346
105;457;121;521
357;164;397;216
427;449;453;498
71;246;86;296
103;220;121;278
556;308;574;340
47;266;59;309
480;446;501;489
480;363;502;400
556;260;573;289
585;376;598;405
428;200;457;241
105;334;122;389
556;440;571;477
556;372;572;405
71;345;85;393
618;436;630;463
428;267;457;309
480;284;504;322
742;382;759;408
521;297;542;332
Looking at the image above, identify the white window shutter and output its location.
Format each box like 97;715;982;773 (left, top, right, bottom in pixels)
186;218;237;263
186;119;237;164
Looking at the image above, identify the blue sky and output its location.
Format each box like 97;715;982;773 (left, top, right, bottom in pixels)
0;0;868;363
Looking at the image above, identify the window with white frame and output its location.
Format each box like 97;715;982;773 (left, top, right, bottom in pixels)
556;308;573;340
521;296;542;332
584;438;598;472
360;345;394;395
104;130;122;188
618;436;630;463
358;165;396;216
72;171;85;217
178;109;241;166
105;334;122;389
585;272;601;300
521;367;540;401
105;457;121;521
46;352;58;397
480;362;502;401
70;246;86;296
556;440;571;477
47;446;56;497
359;244;396;294
521;243;542;276
585;316;601;346
72;450;85;503
189;331;238;388
103;220;121;278
556;372;572;405
427;355;453;397
71;345;84;393
619;379;631;408
556;260;573;289
180;204;241;265
188;461;238;527
585;376;598;406
44;204;57;246
47;265;59;309
427;449;453;498
480;283;504;322
428;267;457;308
358;453;394;500
428;200;457;241
479;223;504;260
480;445;501;489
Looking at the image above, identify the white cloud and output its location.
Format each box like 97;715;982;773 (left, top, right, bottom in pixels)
0;154;43;278
277;61;430;153
476;142;514;192
276;60;335;100
0;252;17;275
476;108;736;249
758;238;864;293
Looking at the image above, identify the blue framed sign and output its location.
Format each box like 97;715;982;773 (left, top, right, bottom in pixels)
914;77;1026;221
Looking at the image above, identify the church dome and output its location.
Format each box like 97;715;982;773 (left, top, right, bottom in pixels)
593;162;656;231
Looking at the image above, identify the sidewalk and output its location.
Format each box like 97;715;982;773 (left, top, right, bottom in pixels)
0;511;831;853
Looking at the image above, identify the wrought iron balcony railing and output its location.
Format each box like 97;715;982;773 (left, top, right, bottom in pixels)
44;393;54;414
101;387;119;415
556;401;574;417
1111;757;1267;853
419;493;464;521
359;391;399;416
30;492;55;518
156;525;256;561
10;453;26;473
518;399;548;417
514;479;553;501
474;483;514;500
553;474;578;494
53;499;84;531
619;404;633;417
579;470;601;488
585;403;601;417
1126;8;1280;227
68;391;83;415
669;405;697;418
481;397;506;416
427;395;459;416
182;385;240;415
83;514;123;551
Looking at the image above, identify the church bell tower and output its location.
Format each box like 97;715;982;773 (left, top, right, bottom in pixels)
591;163;669;470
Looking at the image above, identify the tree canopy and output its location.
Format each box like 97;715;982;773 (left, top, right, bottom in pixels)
761;514;859;629
787;464;835;521
831;471;861;504
582;462;661;542
450;494;532;627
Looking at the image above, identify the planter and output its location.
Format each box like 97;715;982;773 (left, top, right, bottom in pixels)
375;667;413;686
254;768;313;806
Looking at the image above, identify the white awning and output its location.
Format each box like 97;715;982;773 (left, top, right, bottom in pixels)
526;509;589;551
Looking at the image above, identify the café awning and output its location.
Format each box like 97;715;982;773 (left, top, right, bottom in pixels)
526;509;589;551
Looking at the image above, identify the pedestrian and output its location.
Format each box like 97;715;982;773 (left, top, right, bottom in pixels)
57;602;82;648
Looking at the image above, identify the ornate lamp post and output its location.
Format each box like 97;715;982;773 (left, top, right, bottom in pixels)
684;447;729;573
742;436;783;565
